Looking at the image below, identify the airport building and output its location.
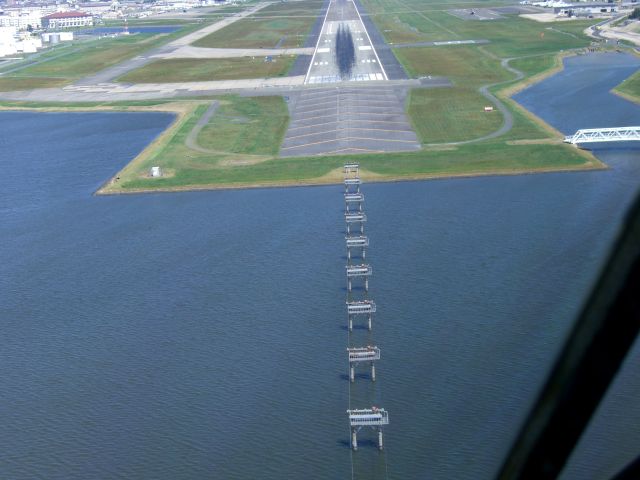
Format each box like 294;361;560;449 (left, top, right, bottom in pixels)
0;10;45;30
41;11;94;29
554;3;618;16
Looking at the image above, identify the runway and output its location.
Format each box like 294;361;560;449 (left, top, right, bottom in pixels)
305;0;386;84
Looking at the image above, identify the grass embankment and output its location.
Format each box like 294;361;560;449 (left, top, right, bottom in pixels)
104;108;597;192
118;55;297;83
98;93;600;194
192;0;324;49
613;69;640;104
0;25;200;91
100;95;291;193
507;54;558;78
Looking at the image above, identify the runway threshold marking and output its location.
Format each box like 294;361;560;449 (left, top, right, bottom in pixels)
351;0;388;80
304;0;333;84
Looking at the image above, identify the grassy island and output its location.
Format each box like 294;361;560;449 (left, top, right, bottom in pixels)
1;0;626;194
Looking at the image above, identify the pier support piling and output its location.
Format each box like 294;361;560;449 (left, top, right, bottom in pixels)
347;346;380;383
347;408;389;451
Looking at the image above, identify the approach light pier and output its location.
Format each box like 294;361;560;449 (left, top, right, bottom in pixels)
346;264;372;292
348;407;389;450
345;177;361;193
348;346;380;382
346;235;368;260
345;192;364;212
347;299;376;331
345;211;367;234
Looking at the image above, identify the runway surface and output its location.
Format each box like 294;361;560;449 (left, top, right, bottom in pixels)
280;85;420;156
305;0;387;84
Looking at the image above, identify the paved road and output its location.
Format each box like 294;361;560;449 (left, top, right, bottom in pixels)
167;2;272;47
160;45;315;59
185;100;219;154
305;0;387;84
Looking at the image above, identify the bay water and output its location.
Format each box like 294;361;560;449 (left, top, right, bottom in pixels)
1;53;639;479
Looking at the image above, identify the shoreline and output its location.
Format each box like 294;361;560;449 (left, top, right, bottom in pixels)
95;160;606;196
1;50;622;195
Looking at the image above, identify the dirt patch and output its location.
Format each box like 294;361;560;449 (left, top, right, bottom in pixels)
519;13;577;23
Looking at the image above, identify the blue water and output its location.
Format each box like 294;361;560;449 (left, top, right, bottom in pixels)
1;53;639;479
515;52;640;480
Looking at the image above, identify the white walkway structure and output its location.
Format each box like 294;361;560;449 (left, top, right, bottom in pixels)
348;407;389;450
347;346;380;382
564;126;640;144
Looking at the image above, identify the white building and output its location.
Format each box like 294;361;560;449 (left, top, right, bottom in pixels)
554;3;618;15
0;25;18;57
42;31;74;42
15;37;42;52
42;11;94;29
0;10;44;31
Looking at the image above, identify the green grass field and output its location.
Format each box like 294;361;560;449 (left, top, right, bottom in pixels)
118;56;297;83
614;69;640;103
0;76;68;91
106;100;598;191
192;0;323;49
395;45;516;143
19;35;162;77
363;0;597;56
96;88;600;194
0;26;199;91
394;45;511;87
197;96;289;155
407;87;504;143
101;96;294;192
382;0;600;145
508;54;558;78
252;0;325;17
193;17;316;49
